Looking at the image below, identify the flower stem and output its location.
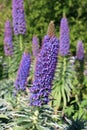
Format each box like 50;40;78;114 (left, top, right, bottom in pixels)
8;56;11;78
19;35;23;51
62;57;66;80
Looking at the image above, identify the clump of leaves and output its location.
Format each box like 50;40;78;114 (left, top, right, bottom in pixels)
52;56;77;110
63;115;87;130
4;95;63;130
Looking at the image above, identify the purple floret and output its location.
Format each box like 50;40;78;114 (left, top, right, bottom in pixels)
76;40;84;60
14;51;31;90
84;70;87;76
12;0;26;35
32;36;39;57
59;17;70;56
30;35;59;106
4;20;14;56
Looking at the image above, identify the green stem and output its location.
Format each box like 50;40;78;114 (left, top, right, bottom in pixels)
62;57;66;79
62;57;67;107
8;57;11;78
19;35;23;51
79;60;84;101
79;60;84;82
64;57;66;73
63;8;66;17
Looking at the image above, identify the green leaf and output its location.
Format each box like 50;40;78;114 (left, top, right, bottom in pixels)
0;114;9;120
13;126;25;130
36;125;50;130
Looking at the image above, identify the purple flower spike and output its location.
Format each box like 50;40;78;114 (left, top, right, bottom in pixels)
76;40;84;60
14;51;31;90
30;35;59;106
59;17;70;56
32;36;39;57
4;20;14;56
12;0;26;35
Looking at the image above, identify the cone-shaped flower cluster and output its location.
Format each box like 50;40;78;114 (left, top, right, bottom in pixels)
12;0;26;35
30;21;59;106
32;36;39;57
76;40;84;60
4;20;14;56
59;17;70;56
14;51;31;90
47;21;55;37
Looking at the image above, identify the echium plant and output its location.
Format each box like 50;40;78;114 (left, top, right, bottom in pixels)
76;40;84;60
12;0;26;35
4;20;14;56
52;16;76;110
12;0;26;52
75;40;85;101
14;50;31;90
30;21;59;106
59;16;70;56
10;0;27;77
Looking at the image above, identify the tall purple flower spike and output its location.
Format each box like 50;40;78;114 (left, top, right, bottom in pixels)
14;51;31;90
76;40;84;60
32;36;39;57
30;21;59;106
59;17;70;56
4;20;14;56
12;0;26;35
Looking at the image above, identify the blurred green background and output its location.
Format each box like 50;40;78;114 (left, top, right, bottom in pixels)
0;0;87;56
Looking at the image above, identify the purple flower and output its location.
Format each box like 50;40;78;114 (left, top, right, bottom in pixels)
14;51;31;90
32;36;39;57
30;35;59;106
4;20;14;56
12;0;26;35
59;17;70;56
76;40;84;60
84;70;87;76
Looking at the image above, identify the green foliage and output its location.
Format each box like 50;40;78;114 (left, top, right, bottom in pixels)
0;93;62;130
0;79;14;98
0;56;3;79
63;97;87;120
74;59;87;104
0;98;13;130
8;41;23;77
64;115;87;130
52;56;77;109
